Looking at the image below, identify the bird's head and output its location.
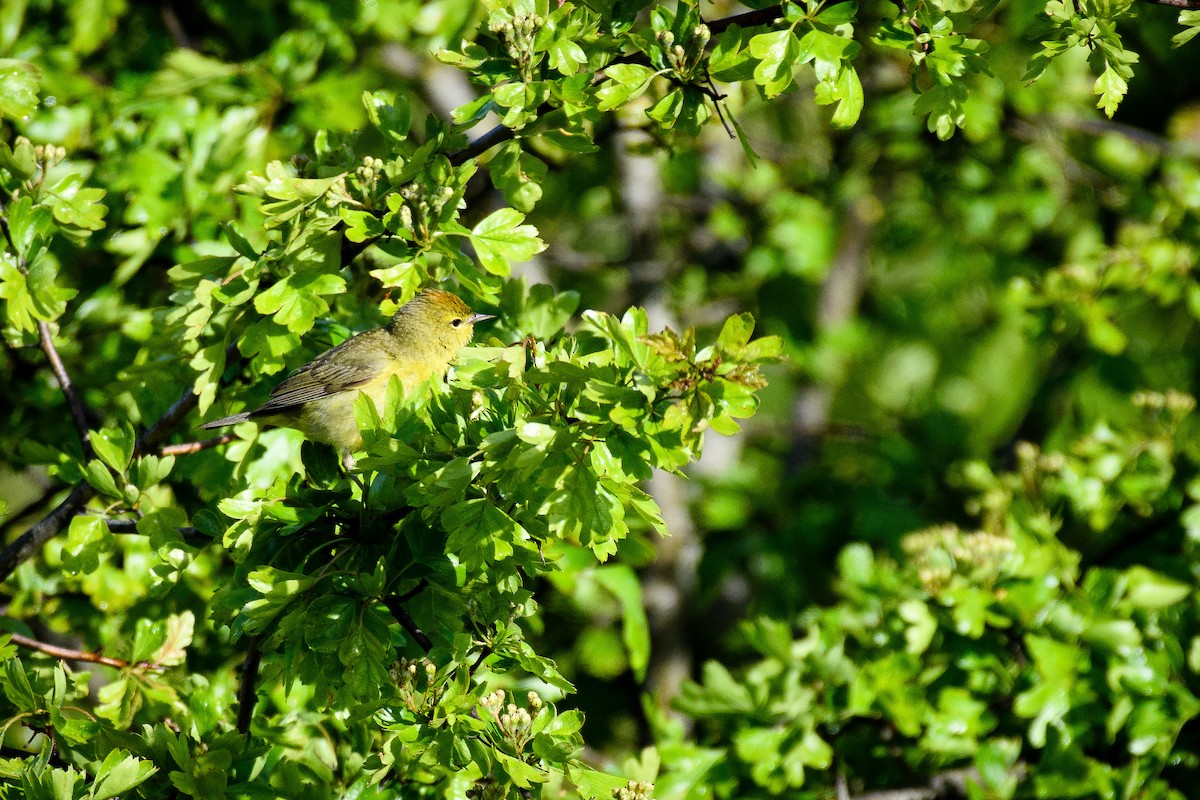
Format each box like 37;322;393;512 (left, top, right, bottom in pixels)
389;288;494;350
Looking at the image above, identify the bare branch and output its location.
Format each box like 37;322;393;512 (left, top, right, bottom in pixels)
709;4;785;33
847;765;1027;800
0;480;58;542
1140;0;1200;7
7;630;134;669
0;483;97;583
383;595;434;652
0;199;95;460
135;388;201;455
106;518;205;543
236;639;263;733
36;322;95;460
158;434;236;457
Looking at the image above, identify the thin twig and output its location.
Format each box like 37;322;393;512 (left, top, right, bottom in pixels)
135;387;202;454
383;595;433;652
36;322;94;460
0;198;95;460
708;5;785;33
1139;0;1200;7
158;434;236;457
396;579;428;603
893;0;932;55
106;518;205;543
0;340;238;582
236;638;263;733
470;645;493;674
7;630;132;669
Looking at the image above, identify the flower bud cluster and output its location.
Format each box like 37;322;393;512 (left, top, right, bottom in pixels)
396;181;456;245
613;780;654;800
655;23;710;79
466;780;506;800
902;524;1014;592
34;144;67;165
489;12;544;81
389;657;442;713
1133;389;1195;415
479;688;543;753
322;175;350;209
351;155;384;206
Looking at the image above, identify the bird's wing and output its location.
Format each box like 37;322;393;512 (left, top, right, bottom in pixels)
250;333;390;415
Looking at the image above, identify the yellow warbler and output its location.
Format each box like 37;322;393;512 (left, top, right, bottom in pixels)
201;288;493;452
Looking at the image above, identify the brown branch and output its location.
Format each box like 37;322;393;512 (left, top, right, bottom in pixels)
383;595;433;652
0;199;95;460
105;518;205;543
0;481;58;542
443;5;793;168
0;382;210;584
0;483;97;583
1140;0;1200;7
157;434;236;457
847;765;1028;800
236;638;263;733
789;197;876;472
135;387;201;455
7;630;132;669
36;322;94;461
0;340;236;582
709;4;785;33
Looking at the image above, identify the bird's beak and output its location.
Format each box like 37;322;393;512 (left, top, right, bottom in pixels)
468;312;496;324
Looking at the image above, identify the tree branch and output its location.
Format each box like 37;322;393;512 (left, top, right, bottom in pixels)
0;386;205;584
236;638;263;733
135;387;202;455
1139;0;1200;7
157;434;236;457
709;5;785;33
7;630;134;669
0;483;97;584
36;321;94;461
0;198;96;460
383;594;433;652
106;518;205;543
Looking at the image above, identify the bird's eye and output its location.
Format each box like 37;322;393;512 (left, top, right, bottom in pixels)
450;318;463;327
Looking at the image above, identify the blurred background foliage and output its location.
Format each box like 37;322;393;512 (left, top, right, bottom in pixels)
3;0;1200;797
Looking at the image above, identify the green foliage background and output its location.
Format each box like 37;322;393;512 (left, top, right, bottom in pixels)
2;0;1200;798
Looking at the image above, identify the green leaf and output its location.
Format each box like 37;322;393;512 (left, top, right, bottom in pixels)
749;29;800;97
594;565;651;681
91;750;158;800
2;658;38;710
469;208;547;275
363;90;411;143
596;63;657;111
716;313;755;355
63;514;114;575
253;271;346;334
914;82;967;140
829;66;863;128
489;141;548;213
1174;10;1200;47
92;426;135;473
1123;566;1191;609
0;58;41;120
817;1;858;24
1095;65;1128;118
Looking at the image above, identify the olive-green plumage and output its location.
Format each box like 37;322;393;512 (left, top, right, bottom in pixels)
201;289;492;452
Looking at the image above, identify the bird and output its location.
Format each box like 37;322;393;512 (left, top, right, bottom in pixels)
201;288;494;453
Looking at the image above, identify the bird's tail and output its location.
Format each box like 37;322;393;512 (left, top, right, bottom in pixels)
200;412;254;430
